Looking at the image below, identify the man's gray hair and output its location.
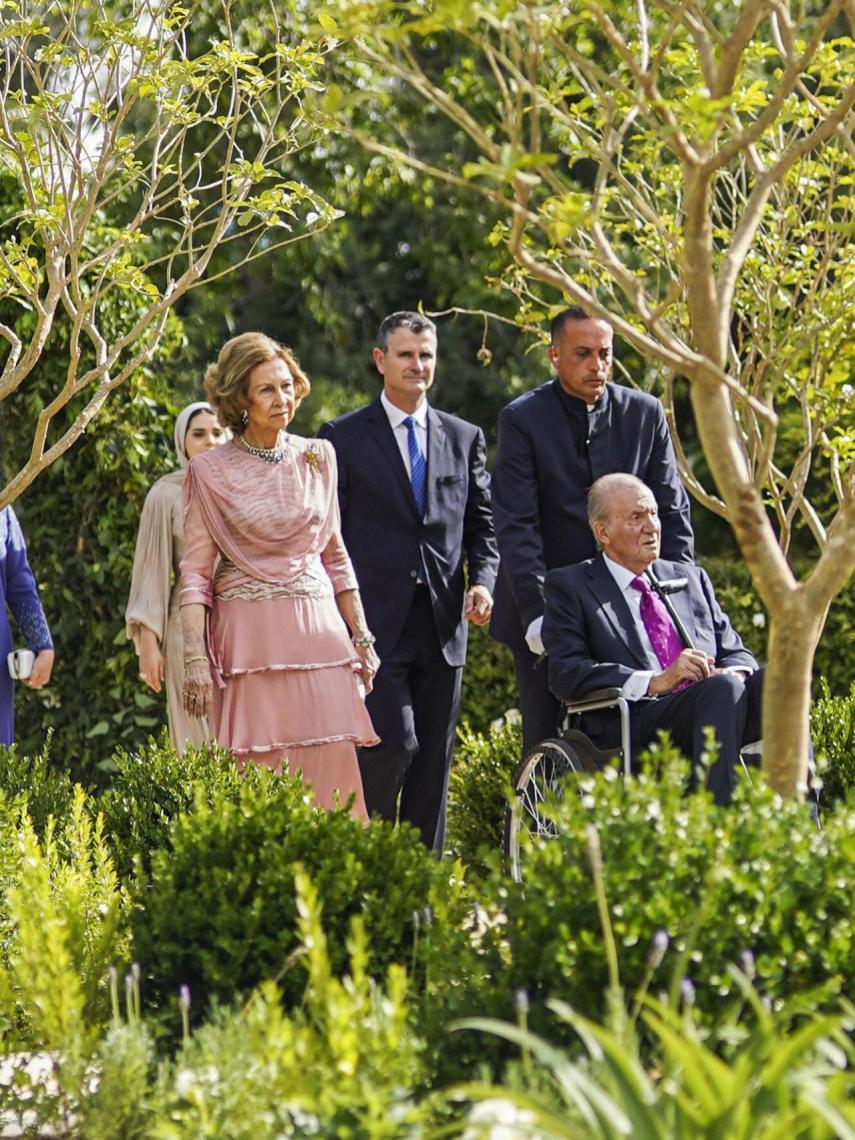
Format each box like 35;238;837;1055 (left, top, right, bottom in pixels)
377;311;437;352
587;473;650;529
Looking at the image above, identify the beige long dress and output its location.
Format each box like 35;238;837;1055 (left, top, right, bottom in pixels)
126;470;210;750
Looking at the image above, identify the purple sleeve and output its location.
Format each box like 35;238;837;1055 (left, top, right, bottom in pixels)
5;508;53;651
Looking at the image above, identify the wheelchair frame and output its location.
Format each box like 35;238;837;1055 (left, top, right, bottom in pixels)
504;687;631;882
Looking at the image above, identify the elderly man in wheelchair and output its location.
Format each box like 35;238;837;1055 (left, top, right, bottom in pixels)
505;472;776;876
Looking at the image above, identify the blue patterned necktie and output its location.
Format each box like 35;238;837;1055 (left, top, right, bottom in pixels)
404;415;427;517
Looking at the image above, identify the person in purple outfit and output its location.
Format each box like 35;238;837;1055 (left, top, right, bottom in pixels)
0;505;54;745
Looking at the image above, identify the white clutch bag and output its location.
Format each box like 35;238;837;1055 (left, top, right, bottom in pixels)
7;649;35;680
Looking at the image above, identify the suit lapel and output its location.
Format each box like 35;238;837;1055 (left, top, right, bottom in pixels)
586;555;650;668
366;399;421;517
425;406;447;521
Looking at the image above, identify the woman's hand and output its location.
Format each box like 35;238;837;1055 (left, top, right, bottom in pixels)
183;656;213;719
24;649;54;690
353;641;380;695
138;628;165;693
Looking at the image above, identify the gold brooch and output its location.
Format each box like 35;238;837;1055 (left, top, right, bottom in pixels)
304;443;323;475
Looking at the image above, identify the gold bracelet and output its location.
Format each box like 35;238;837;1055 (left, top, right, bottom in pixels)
185;654;208;665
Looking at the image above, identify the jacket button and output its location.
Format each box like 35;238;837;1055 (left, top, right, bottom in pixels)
410;570;418;578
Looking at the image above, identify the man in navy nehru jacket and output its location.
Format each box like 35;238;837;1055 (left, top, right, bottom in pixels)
320;312;498;851
490;306;694;753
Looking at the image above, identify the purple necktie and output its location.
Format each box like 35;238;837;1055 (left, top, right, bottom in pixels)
630;576;684;671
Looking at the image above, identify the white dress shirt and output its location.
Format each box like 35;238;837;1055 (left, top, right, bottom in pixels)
380;391;428;477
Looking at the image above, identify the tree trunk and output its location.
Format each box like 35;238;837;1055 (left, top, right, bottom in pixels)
761;599;823;798
687;380;816;795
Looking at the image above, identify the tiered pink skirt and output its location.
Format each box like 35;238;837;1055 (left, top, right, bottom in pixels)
209;594;377;820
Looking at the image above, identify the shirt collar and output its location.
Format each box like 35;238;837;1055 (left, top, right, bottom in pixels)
552;378;610;419
602;552;641;594
381;390;429;429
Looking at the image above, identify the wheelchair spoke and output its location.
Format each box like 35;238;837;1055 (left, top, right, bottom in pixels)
504;739;586;881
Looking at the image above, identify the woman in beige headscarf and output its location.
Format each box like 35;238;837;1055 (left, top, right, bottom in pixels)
125;402;226;750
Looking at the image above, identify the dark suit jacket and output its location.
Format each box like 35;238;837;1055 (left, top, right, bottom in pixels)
491;380;694;648
319;399;498;668
542;555;757;747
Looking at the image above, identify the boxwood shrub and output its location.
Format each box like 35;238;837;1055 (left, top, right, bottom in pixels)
130;776;475;1031
446;715;521;877
0;741;76;838
811;680;855;805
472;747;854;1050
96;735;272;878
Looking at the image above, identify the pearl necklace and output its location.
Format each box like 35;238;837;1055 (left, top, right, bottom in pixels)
237;433;289;464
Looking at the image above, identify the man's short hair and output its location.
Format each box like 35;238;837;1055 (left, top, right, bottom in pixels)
587;473;650;529
550;305;610;344
377;311;437;352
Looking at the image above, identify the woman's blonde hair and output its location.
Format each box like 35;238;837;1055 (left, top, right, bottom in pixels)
203;332;310;432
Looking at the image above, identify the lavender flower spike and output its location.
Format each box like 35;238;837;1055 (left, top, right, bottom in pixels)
648;929;669;969
740;949;756;981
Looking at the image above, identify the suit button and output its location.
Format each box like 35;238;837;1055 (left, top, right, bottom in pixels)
410;570;418;578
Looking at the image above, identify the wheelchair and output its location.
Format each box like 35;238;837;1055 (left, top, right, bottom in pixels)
503;686;765;882
503;687;631;882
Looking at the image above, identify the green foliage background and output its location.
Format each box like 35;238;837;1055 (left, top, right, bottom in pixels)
0;8;851;780
3;369;191;780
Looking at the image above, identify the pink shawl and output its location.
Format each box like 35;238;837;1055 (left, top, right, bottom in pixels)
182;437;340;585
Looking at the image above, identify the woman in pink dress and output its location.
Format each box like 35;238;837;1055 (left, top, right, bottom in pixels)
179;333;379;818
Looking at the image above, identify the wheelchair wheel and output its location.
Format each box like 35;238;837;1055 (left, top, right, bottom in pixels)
504;736;600;882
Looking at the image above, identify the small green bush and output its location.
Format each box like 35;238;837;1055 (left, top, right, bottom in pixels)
811;680;855;804
130;775;473;1028
0;740;76;838
458;625;518;733
96;734;271;878
149;869;429;1137
447;715;521;876
0;788;131;1042
476;748;855;1048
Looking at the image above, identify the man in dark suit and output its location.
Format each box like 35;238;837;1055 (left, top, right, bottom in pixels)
320;311;498;850
543;473;761;805
491;306;695;753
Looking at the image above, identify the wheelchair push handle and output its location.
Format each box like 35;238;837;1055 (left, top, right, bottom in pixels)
645;567;695;651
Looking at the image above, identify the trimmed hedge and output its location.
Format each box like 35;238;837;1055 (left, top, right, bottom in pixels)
0;741;76;838
130;774;473;1029
446;715;521;874
463;747;855;1051
811;680;855;805
96;734;271;879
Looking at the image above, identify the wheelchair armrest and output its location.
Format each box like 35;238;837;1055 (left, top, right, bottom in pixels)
559;687;632;777
562;687;624;714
